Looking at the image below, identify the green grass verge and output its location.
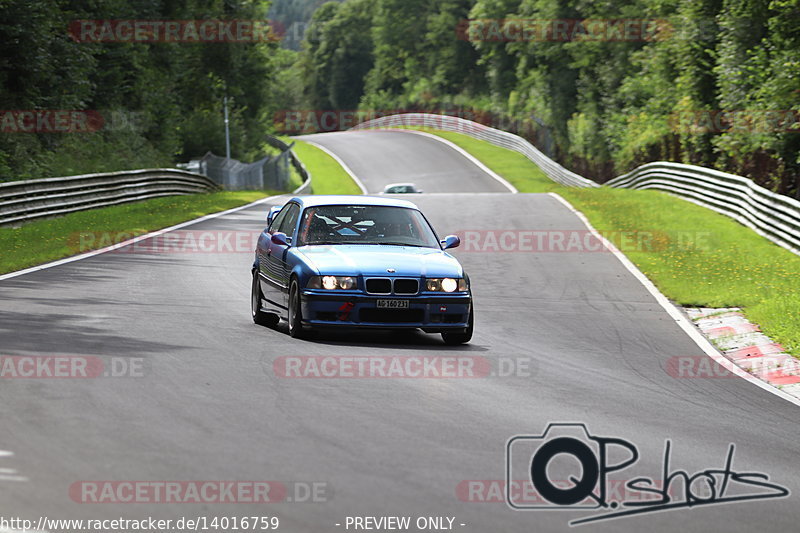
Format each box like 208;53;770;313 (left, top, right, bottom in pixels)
409;128;800;356
289;139;363;195
0;191;275;275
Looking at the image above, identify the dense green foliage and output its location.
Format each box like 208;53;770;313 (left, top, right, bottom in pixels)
268;0;344;50
3;0;798;196
0;0;279;180
292;0;800;197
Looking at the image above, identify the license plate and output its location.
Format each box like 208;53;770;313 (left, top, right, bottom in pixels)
377;299;410;309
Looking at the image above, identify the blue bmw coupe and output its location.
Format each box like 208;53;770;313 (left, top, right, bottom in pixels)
251;196;473;344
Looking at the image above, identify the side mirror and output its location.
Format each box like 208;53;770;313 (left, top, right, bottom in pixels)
441;235;460;250
266;206;282;226
271;232;289;246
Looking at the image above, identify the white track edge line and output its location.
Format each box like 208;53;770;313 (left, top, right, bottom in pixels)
377;128;518;194
548;192;800;407
0;194;285;282
296;139;369;195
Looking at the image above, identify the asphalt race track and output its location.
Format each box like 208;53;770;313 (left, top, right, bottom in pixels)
1;129;799;532
301;130;511;193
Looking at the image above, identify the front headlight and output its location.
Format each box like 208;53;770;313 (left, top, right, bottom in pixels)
426;278;468;292
307;276;356;290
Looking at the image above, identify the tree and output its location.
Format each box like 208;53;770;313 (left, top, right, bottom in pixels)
306;0;375;109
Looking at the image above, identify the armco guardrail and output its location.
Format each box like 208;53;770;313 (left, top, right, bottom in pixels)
0;169;219;227
606;162;800;255
352;113;599;188
354;113;800;256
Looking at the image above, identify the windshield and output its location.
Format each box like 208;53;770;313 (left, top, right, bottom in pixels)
297;205;440;248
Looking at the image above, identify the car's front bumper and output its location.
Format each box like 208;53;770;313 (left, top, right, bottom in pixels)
300;290;472;331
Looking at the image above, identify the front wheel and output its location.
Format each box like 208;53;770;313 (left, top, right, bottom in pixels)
288;279;306;338
252;270;279;327
441;308;473;345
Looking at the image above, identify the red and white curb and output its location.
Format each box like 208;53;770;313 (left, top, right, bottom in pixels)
686;307;800;398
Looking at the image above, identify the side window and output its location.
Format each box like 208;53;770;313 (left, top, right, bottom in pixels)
278;204;301;240
268;206;290;233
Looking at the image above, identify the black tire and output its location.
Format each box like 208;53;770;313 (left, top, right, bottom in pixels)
441;308;473;345
252;270;279;327
288;279;305;338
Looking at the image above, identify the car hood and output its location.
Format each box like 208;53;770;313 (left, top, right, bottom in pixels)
297;245;463;278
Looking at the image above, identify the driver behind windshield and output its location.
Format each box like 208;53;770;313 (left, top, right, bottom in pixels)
297;205;440;248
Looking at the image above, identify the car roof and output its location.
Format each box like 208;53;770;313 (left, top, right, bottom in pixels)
384;182;416;188
289;195;419;209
